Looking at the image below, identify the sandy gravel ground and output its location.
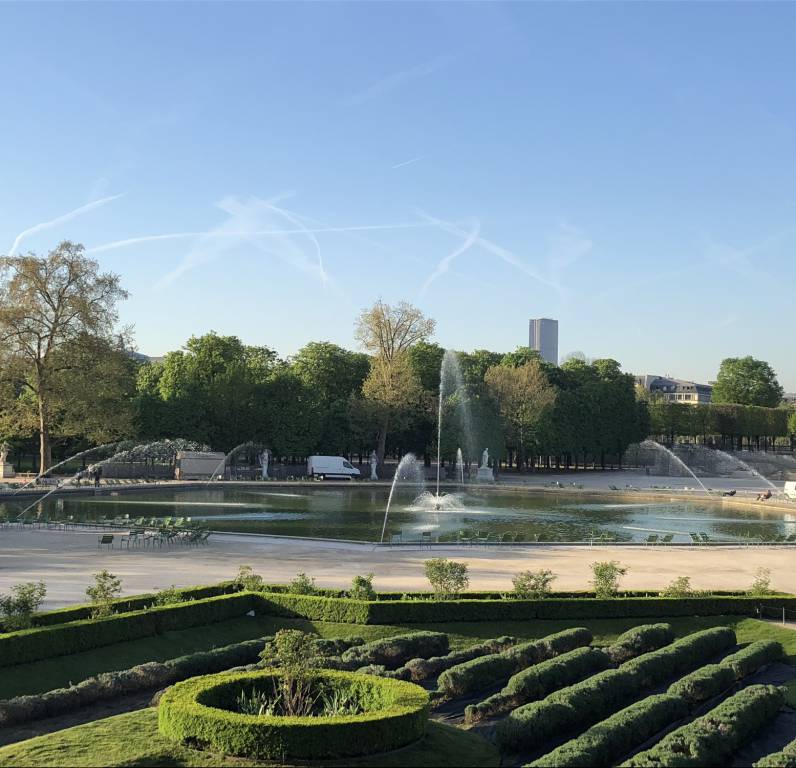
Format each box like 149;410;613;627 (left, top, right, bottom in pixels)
2;527;796;608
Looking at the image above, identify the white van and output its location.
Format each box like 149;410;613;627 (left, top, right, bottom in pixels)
307;456;361;480
785;481;796;500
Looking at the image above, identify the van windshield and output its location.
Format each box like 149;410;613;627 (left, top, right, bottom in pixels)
343;461;353;469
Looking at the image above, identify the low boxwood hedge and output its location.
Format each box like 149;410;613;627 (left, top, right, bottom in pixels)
721;640;784;680
158;669;429;760
607;623;674;663
403;636;517;682
622;684;785;767
0;637;268;727
341;631;448;670
755;736;796;768
0;592;258;667
465;646;611;723
438;627;592;697
529;693;689;768
497;627;736;753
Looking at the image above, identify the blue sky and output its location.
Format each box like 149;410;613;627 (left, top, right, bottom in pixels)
2;2;795;390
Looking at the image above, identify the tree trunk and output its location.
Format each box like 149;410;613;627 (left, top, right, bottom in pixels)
376;415;388;469
38;397;51;474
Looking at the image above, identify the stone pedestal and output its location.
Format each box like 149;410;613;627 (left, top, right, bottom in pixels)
0;463;15;479
476;466;494;482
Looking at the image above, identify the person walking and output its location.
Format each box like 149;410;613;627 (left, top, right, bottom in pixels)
94;465;102;488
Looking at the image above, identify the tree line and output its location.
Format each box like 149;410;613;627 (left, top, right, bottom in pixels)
1;243;794;473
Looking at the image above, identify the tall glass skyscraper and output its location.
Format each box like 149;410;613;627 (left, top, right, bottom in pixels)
528;318;558;365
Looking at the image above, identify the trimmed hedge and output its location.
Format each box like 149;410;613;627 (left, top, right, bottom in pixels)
257;591;796;625
438;627;592;697
21;582;238;630
0;592;258;667
341;631;448;670
0;637;268;727
622;684;785;767
666;663;735;707
755;737;796;768
158;669;429;759
529;694;689;768
608;623;675;664
403;636;517;682
465;646;610;723
497;627;736;753
721;640;784;680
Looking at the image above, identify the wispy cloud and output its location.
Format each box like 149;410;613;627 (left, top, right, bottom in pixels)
8;193;124;256
703;236;775;281
545;222;593;293
419;219;480;297
343;57;449;107
392;156;424;170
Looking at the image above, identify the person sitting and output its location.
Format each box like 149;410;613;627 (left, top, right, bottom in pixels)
722;489;737;497
756;489;773;501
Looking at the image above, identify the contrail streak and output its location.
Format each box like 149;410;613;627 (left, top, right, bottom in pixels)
9;194;124;256
86;223;435;254
417;211;558;289
392;156;424;170
419;219;480;297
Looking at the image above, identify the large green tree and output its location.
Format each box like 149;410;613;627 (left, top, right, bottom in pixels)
289;342;369;454
711;356;784;407
0;242;129;472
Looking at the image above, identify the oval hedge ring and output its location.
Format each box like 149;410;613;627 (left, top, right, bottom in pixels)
158;669;430;760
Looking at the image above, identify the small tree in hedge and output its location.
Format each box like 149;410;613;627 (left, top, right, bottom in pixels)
512;569;556;599
0;581;47;630
289;572;318;595
153;585;187;606
86;570;122;618
661;576;694;598
267;629;320;716
590;561;627;599
350;573;376;600
748;567;774;596
234;565;264;592
424;558;469;599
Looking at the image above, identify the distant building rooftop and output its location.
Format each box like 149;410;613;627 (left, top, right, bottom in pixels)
635;374;712;405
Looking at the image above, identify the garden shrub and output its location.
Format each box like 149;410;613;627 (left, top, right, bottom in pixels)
341;631;448;670
721;640;784;680
530;694;689;768
660;576;694;598
86;570;123;618
497;627;736;753
289;573;318;595
0;637;268;727
355;664;412;681
403;636;517;682
755;737;796;768
622;685;784;767
349;574;376;601
465;646;610;723
438;627;592;697
749;567;775;597
512;569;556;599
158;669;429;760
424;558;469;598
590;561;627;598
233;566;264;592
607;623;675;663
0;581;47;631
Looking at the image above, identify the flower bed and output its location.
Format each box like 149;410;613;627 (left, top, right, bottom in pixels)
158;669;429;760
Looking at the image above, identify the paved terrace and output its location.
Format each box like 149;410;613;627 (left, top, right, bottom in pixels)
2;527;796;609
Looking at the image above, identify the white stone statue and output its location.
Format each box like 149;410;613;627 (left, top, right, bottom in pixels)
259;449;270;480
0;442;8;465
370;450;379;480
481;447;489;468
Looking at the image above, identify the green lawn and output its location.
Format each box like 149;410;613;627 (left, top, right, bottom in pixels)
0;708;500;768
5;613;795;700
